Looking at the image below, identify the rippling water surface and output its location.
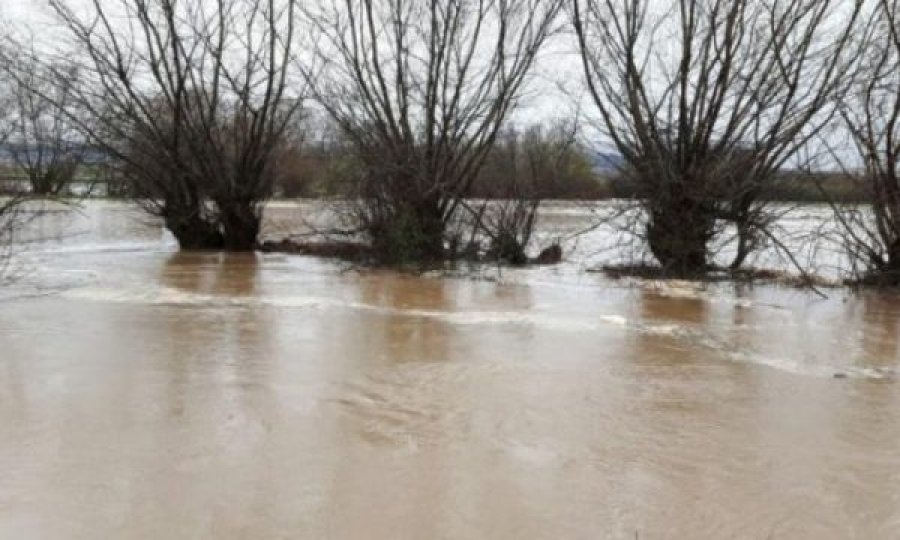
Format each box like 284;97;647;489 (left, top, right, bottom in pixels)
1;201;899;539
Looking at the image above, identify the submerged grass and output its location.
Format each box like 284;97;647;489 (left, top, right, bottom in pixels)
596;263;840;290
259;237;564;270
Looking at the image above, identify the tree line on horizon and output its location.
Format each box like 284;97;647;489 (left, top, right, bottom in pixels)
1;0;900;285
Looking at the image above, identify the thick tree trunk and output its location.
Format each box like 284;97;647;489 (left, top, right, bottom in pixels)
219;201;262;252
877;239;900;284
165;213;224;250
30;178;53;196
730;223;753;270
29;174;61;196
646;200;713;274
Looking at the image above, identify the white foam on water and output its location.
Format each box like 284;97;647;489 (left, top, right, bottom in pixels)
642;323;688;337
641;279;756;308
399;308;603;332
726;350;896;380
265;295;378;311
56;282;896;380
25;240;172;255
599;314;628;326
643;279;706;298
63;286;235;307
61;283;628;333
272;296;611;332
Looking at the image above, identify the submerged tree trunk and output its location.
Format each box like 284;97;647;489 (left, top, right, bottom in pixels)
646;195;713;274
730;223;755;270
31;179;56;197
218;201;261;252
30;166;76;196
876;239;900;284
165;213;224;250
21;0;301;254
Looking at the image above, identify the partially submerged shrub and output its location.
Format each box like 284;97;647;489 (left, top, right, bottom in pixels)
305;0;563;263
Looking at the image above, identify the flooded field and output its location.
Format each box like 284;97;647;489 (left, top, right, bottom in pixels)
1;201;899;538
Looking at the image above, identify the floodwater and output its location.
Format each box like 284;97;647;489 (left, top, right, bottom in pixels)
1;201;900;539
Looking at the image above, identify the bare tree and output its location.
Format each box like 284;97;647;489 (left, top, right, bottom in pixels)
303;0;564;262
6;61;84;196
0;25;31;276
572;0;864;274
15;0;303;250
465;120;590;264
830;0;900;284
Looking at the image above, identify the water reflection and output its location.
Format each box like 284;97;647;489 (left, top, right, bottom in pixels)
161;251;260;296
638;286;710;325
354;273;453;366
855;293;900;366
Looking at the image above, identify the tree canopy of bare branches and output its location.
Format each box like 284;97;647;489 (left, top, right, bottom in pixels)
304;0;564;262
573;0;864;274
829;0;900;283
20;0;303;250
0;22;30;277
5;61;84;196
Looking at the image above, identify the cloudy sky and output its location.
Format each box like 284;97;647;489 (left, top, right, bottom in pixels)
1;0;586;126
0;0;861;167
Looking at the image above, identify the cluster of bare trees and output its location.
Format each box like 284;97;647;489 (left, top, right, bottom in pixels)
5;0;900;283
3;0;566;261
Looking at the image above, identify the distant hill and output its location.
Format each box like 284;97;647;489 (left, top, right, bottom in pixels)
592;151;623;173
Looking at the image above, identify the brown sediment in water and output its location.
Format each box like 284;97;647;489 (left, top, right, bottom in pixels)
1;201;900;539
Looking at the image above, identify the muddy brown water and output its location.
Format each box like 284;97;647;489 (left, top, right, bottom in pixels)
1;201;899;539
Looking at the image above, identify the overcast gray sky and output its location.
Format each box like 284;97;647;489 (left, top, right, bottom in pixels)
1;0;859;167
2;0;585;126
